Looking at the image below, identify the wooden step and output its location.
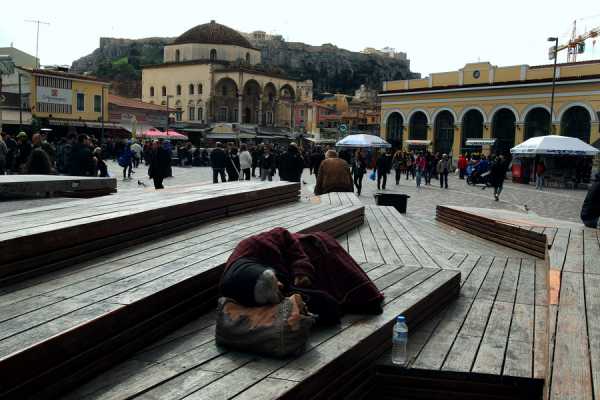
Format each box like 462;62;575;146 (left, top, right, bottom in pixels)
436;205;547;259
0;181;300;286
60;263;460;400
0;201;363;399
0;175;117;198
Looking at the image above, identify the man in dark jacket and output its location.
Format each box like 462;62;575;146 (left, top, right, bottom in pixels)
374;149;392;190
278;143;304;182
148;140;171;189
581;172;600;228
210;142;227;183
489;156;506;201
310;147;325;176
220;227;384;325
68;134;94;176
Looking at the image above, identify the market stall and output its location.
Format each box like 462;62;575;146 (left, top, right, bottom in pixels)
510;135;599;188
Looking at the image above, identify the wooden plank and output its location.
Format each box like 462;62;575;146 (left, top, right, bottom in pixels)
533;304;549;381
471;301;513;375
584;229;600;275
495;258;520;303
461;256;494;299
549;228;570;271
584;273;600;400
563;230;584;273
515;258;535;305
550;271;593;400
346;228;367;263
503;303;534;378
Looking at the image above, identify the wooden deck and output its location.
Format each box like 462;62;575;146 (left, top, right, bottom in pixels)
61;263;460;400
0;181;300;285
0;175;117;198
0;192;361;398
3;187;598;400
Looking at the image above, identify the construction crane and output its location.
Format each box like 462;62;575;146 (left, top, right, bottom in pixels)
549;19;600;62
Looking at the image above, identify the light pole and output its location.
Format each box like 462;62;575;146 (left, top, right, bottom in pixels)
548;37;559;135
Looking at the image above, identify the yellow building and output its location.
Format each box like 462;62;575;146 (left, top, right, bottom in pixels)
22;67;110;125
380;61;600;159
142;20;312;133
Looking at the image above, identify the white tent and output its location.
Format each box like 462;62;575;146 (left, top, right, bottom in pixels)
336;134;391;148
510;135;599;156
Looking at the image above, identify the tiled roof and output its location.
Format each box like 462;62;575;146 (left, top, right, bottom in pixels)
109;94;173;112
173;20;255;49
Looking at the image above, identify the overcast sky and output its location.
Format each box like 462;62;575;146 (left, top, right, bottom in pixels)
1;0;599;77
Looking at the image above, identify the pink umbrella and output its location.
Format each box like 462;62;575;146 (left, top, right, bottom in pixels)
138;128;188;141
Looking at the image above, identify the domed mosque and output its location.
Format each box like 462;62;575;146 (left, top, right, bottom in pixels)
142;20;313;140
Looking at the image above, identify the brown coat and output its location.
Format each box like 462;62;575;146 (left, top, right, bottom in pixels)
314;158;354;195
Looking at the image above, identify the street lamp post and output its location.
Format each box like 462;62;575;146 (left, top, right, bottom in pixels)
548;37;559;135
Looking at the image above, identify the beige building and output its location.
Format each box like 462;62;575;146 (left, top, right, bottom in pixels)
142;21;312;132
380;61;600;159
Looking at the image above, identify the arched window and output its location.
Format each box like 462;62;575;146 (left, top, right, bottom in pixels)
245;52;250;64
210;49;217;61
175;49;180;62
222;85;227;97
198;83;203;94
176;85;181;96
189;84;194;95
188;106;195;121
198;107;203;122
149;86;155;97
161;86;166;96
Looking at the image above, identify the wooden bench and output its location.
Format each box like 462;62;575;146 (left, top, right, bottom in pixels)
0;175;117;198
436;205;548;259
0;201;363;399
0;181;300;285
61;262;460;400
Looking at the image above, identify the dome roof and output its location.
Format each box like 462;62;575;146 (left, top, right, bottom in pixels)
173;20;253;49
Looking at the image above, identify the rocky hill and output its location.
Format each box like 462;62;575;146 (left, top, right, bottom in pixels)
71;36;418;98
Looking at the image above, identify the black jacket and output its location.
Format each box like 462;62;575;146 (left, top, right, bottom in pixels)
68;143;94;176
278;149;304;182
375;154;392;174
259;153;276;170
581;173;600;223
148;147;171;178
352;156;367;177
210;148;227;169
489;160;506;186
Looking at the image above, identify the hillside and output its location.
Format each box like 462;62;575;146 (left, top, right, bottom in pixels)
71;36;418;98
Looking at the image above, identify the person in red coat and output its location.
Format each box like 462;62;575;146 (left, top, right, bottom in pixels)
457;154;468;180
220;227;384;325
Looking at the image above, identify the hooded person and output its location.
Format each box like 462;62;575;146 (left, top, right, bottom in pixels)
220;227;384;326
581;172;600;228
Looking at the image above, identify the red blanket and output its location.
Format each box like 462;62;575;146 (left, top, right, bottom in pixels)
225;227;384;313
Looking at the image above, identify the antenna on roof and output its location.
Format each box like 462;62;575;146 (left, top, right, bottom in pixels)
25;19;50;68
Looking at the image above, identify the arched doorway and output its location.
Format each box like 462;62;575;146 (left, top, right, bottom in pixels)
386;112;403;149
492;108;516;157
242;80;261;124
434;110;454;155
461;109;484;153
561;106;591;143
524;108;550;140
409;111;428;140
262;83;277;126
214;78;238;123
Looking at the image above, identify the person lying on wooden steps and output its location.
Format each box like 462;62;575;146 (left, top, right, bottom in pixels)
220;227;384;326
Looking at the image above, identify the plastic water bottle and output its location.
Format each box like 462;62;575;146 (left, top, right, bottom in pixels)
392;315;408;366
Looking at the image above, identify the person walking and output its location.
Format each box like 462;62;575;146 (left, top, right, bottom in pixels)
226;147;241;182
415;153;426;188
490;155;506;201
392;150;403;185
458;154;468;180
239;144;252;180
93;147;109;177
581;172;600;228
405;152;415;180
314;150;354;195
251;144;263;177
375;149;392;190
351;149;367;196
15;132;32;173
210;142;227;183
118;140;134;180
130;141;143;168
148;140;171;189
535;160;545;190
259;145;276;181
278;143;304;182
437;154;450;189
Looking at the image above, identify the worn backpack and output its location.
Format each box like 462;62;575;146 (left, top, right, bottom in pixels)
215;294;315;358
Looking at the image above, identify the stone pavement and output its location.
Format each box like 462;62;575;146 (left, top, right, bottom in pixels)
0;161;588;223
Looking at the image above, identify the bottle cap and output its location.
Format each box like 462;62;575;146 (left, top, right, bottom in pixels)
396;315;405;322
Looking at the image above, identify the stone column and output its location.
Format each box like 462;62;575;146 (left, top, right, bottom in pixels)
452;124;462;160
273;97;279;126
515;122;525;145
591;121;600;145
426;124;433;149
258;95;263;126
237;95;243;124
